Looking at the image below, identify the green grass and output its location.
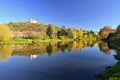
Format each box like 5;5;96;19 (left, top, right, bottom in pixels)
103;62;120;80
0;39;74;45
2;39;32;45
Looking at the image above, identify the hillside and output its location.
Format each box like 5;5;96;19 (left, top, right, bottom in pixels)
7;22;61;32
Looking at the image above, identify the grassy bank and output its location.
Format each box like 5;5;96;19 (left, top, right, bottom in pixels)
0;39;74;45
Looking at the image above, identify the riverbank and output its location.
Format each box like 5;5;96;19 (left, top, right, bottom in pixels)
0;39;74;45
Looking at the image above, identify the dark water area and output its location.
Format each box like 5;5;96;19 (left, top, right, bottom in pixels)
0;42;118;80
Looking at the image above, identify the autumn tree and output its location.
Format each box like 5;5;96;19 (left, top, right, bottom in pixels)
71;29;77;39
99;26;113;39
0;24;11;42
77;28;83;39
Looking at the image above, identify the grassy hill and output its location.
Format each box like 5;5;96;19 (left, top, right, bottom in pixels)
7;22;61;32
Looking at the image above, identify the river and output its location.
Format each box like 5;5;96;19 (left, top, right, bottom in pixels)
0;41;117;80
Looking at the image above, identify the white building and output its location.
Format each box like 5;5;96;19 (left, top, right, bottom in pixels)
30;18;37;23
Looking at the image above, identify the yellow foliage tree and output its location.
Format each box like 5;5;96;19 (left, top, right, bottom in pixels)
78;28;83;39
71;29;77;39
0;24;11;41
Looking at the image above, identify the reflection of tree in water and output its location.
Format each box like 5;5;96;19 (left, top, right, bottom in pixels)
71;41;77;51
0;45;12;61
87;40;96;47
57;42;69;52
99;42;110;54
0;40;98;58
78;41;84;51
46;43;52;56
67;41;77;52
58;40;97;52
67;41;74;52
12;44;47;56
108;42;120;51
46;43;58;56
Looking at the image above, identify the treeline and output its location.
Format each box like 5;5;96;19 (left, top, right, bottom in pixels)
1;21;119;43
0;22;99;42
46;25;98;41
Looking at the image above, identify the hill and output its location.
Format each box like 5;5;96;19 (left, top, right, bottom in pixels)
7;22;60;32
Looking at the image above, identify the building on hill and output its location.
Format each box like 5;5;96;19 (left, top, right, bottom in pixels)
30;18;37;23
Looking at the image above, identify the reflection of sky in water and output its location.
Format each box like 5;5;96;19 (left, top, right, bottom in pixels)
0;46;117;80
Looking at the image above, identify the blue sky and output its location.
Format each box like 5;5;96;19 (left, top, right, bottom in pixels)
0;0;120;31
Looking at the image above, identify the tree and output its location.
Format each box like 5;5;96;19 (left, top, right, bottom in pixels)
57;26;67;38
114;25;120;40
66;28;73;38
77;28;83;39
0;24;11;42
71;29;77;39
99;26;113;39
108;24;120;44
46;24;53;38
116;24;120;33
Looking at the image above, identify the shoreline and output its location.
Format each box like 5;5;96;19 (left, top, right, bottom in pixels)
0;39;74;45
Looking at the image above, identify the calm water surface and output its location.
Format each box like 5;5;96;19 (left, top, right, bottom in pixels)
0;42;117;80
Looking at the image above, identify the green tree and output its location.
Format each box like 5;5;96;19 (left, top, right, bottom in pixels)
0;24;11;42
57;26;67;39
66;28;73;38
107;25;120;45
116;25;120;33
115;25;120;39
46;24;53;38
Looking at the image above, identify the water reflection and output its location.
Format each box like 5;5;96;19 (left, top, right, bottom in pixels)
0;45;13;61
99;42;110;54
0;41;117;80
0;41;112;61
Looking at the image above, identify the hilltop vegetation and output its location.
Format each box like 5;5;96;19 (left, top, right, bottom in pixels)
1;22;98;42
7;22;60;32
